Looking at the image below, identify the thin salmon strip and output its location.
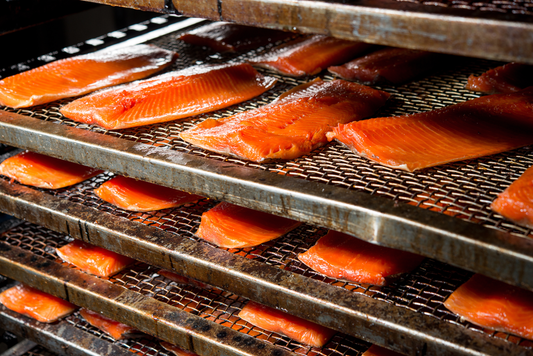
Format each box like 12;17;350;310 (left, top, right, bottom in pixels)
195;202;302;248
179;22;293;52
363;345;403;356
298;231;424;286
328;47;448;85
180;79;389;162
491;165;533;229
0;44;178;108
248;35;374;77
0;284;77;323
466;63;533;94
158;269;211;289
239;301;335;348
327;88;533;171
444;274;533;340
160;342;198;356
0;151;103;189
56;240;134;277
80;308;141;340
94;175;202;212
60;63;276;130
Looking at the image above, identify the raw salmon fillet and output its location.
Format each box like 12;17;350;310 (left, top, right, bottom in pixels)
363;345;403;356
0;151;102;189
56;240;134;277
60;63;276;130
158;269;211;289
327;88;533;171
179;22;293;52
466;63;533;94
80;308;141;340
491;165;533;229
195;202;302;248
180;79;389;162
248;35;374;77
160;342;198;356
0;284;77;323
94;175;202;212
0;44;178;108
238;301;335;348
298;231;424;286
444;274;533;340
328;47;448;85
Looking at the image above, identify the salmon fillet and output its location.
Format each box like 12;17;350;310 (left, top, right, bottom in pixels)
60;63;276;130
0;44;178;108
466;63;533;94
238;301;336;348
444;274;533;340
0;284;77;323
363;345;403;356
160;342;198;356
0;151;103;189
94;176;202;212
327;88;533;171
80;308;141;340
56;240;134;277
195;202;302;248
180;79;389;162
298;231;424;286
158;269;211;289
248;35;374;77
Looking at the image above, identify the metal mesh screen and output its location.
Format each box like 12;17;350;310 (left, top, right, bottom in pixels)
22;344;57;356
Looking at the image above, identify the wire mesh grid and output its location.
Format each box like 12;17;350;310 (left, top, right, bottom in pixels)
22;344;57;356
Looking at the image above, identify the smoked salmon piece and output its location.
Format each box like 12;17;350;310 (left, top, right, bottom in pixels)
158;269;211;289
0;284;77;323
80;308;141;340
248;35;374;77
94;176;202;212
239;301;335;348
56;240;134;277
444;274;533;340
0;151;102;189
0;44;178;108
298;231;424;286
60;63;276;130
327;88;533;171
179;22;293;52
195;201;302;248
328;47;448;85
491;165;533;229
363;345;403;356
466;63;533;94
180;79;389;162
160;342;198;356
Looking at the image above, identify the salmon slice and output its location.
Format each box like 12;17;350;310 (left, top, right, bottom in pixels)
160;342;198;356
327;88;533;171
158;269;211;289
444;274;533;340
0;284;77;323
0;151;103;189
80;308;141;340
180;79;389;162
195;202;302;248
248;35;374;77
328;47;448;85
239;301;335;348
94;175;202;212
298;231;424;286
363;345;403;356
60;63;276;130
0;44;178;108
466;63;533;94
179;22;293;52
491;165;533;229
56;240;134;277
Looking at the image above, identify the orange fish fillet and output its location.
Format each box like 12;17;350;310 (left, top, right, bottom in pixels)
94;176;202;212
0;284;77;323
160;341;198;356
491;165;533;229
158;269;211;290
327;88;533;171
0;151;103;189
60;63;276;130
0;44;178;108
80;308;141;340
56;240;134;277
363;345;403;356
195;202;302;248
298;231;424;286
248;35;374;77
466;63;533;94
239;301;335;348
180;79;389;162
444;274;533;340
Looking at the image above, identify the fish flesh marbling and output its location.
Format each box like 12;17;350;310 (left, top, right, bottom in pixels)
466;62;533;94
80;308;142;340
